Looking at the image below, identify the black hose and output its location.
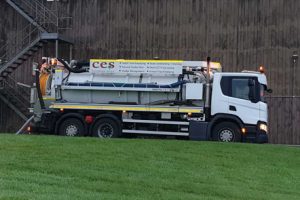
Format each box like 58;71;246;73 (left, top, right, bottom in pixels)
62;70;71;82
35;66;45;110
178;74;184;101
76;61;90;68
57;58;87;73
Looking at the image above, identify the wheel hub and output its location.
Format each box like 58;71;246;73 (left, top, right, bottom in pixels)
97;123;114;138
66;125;78;136
219;129;234;142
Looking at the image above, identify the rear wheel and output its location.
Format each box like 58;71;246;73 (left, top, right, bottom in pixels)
92;118;121;138
212;122;241;142
58;118;84;137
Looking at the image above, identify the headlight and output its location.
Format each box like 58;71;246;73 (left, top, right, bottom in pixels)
259;123;268;133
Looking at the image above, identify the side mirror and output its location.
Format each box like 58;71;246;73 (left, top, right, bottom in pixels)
267;88;273;93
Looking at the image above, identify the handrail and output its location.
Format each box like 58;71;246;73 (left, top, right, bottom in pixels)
28;0;58;19
3;79;30;104
11;0;58;27
0;0;72;76
0;23;35;55
1;78;30;109
5;75;31;97
0;24;40;64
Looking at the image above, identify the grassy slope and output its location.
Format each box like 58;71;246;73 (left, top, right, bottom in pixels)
0;134;299;200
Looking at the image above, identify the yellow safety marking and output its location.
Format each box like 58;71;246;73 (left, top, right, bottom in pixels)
90;59;183;63
43;97;56;100
147;107;178;112
179;108;203;113
50;104;202;113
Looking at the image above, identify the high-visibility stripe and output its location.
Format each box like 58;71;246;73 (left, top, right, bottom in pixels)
50;104;203;113
179;108;200;113
90;59;183;63
43;97;55;100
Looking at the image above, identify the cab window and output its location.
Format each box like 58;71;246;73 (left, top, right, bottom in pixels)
232;79;250;100
221;76;259;102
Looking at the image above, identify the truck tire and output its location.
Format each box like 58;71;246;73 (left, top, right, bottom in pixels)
58;118;85;137
92;118;121;138
212;122;241;142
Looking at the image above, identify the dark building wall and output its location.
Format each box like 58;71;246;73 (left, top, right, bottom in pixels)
0;1;42;132
0;0;300;144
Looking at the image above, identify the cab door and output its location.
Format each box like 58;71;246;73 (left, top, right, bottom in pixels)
220;76;260;125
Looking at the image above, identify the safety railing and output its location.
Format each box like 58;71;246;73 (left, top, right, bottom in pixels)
0;23;41;70
5;75;31;98
10;0;72;32
0;75;31;111
11;0;58;31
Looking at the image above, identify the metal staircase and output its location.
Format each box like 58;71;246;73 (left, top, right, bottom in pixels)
5;0;60;32
0;75;31;121
0;0;72;122
0;24;45;80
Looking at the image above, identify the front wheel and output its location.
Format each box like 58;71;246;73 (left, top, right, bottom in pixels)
212;122;241;142
92;118;121;138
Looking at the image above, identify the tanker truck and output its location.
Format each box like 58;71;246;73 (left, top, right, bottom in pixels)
28;57;271;143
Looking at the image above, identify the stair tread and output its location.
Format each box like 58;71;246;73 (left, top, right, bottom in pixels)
24;51;34;56
13;60;23;64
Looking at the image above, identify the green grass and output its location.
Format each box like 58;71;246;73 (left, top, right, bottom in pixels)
0;134;299;200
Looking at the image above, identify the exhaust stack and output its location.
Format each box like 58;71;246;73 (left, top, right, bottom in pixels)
204;57;211;118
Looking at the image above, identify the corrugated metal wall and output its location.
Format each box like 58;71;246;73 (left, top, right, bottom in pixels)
0;0;299;144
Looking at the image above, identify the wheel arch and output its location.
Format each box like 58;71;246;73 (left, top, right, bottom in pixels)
208;114;244;139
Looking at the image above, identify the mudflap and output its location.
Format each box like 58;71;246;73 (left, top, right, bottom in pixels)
189;121;209;141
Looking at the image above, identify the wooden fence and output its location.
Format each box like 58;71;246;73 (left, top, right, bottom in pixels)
0;0;299;144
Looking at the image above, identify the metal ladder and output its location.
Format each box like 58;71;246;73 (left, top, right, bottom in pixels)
0;0;72;125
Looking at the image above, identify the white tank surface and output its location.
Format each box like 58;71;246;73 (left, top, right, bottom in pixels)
53;59;222;105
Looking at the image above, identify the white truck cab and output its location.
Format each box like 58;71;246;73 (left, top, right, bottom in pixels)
209;71;269;142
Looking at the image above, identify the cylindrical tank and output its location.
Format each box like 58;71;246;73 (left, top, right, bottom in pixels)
60;72;181;104
53;59;222;105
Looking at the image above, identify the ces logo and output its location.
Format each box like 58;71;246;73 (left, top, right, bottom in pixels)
92;62;115;69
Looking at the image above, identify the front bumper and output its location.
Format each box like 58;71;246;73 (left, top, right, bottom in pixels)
243;123;268;143
256;131;268;143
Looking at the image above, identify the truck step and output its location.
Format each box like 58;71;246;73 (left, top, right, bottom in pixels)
123;119;189;125
122;129;189;136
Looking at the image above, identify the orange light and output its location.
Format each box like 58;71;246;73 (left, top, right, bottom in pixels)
123;110;127;113
241;128;246;134
259;66;264;73
60;108;64;112
27;126;31;132
188;112;192;116
51;58;57;65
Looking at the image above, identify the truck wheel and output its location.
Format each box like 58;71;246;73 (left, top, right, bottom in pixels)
92;118;121;138
58;118;84;137
212;122;241;142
